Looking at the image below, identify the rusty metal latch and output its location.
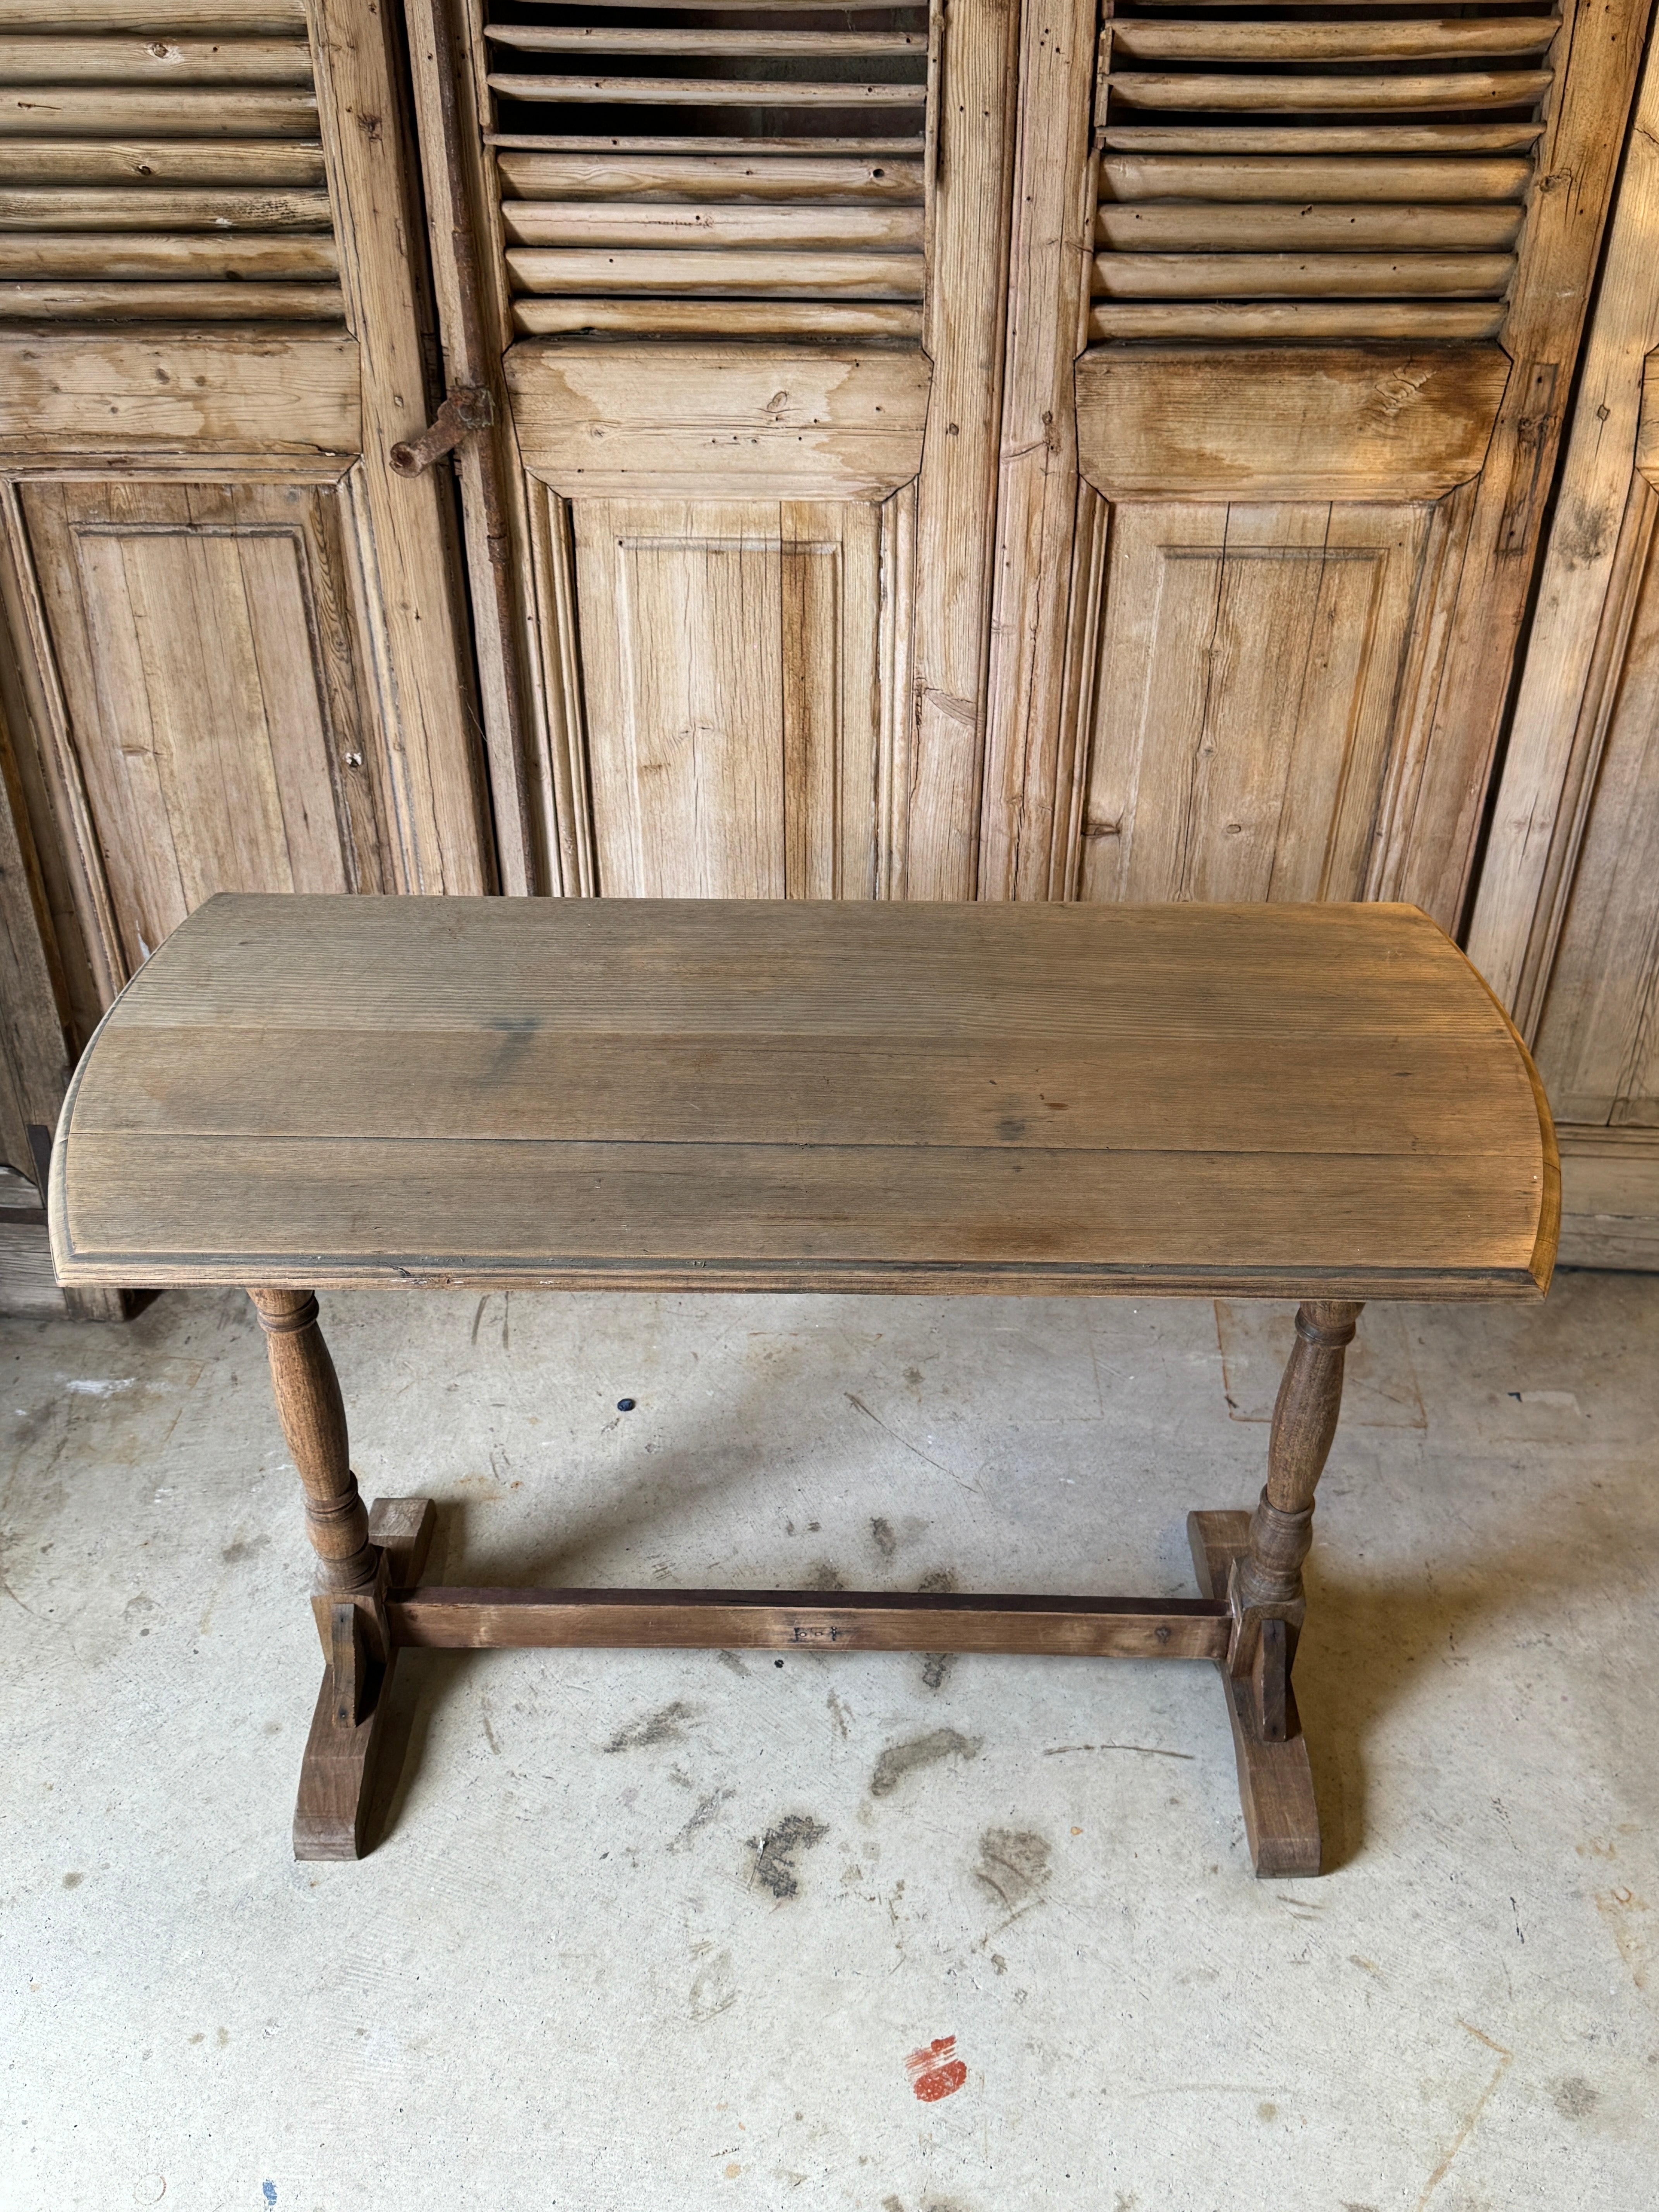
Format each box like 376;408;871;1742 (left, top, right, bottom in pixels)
388;385;494;477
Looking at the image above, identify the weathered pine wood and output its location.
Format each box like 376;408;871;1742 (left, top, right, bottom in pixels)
389;1588;1230;1659
512;295;921;338
1101;123;1544;153
502;201;923;247
1109;18;1558;60
1099;156;1533;203
0;232;336;276
488;132;926;154
1382;0;1647;924
17;481;387;976
49;894;1559;1298
0;0;302;22
1074;345;1511;502
488;74;926;106
506;344;930;500
496;151;925;200
0;331;359;454
1465;28;1659;1029
1095;206;1523;252
1093;251;1515;298
506;246;922;296
0;186;332;229
486;26;926;54
0;34;312;81
1104;71;1552;112
1088;300;1504;341
0;278;342;319
247;1289;376;1594
309;0;489;898
0;88;320;136
0;137;325;185
979;0;1097;901
904;0;1021;898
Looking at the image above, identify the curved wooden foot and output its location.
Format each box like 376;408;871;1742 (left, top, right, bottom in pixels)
1188;1510;1319;1879
294;1496;435;1862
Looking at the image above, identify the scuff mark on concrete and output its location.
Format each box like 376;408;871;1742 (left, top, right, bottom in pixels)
870;1728;979;1798
749;1813;829;1898
604;1699;698;1753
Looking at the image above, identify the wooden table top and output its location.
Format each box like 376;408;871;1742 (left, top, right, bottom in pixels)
49;894;1558;1300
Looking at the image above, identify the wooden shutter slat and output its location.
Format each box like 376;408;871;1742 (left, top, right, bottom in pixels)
1099;155;1533;203
0;230;336;277
1095;203;1523;251
0;87;320;137
511;295;921;335
0;35;313;82
1108;18;1558;62
1104;70;1553;112
0;277;341;317
1099;123;1543;152
503;199;924;247
0;184;332;228
1087;299;1505;338
486;26;926;55
1093;248;1515;297
488;74;927;107
0;137;325;184
496;151;926;200
505;244;923;296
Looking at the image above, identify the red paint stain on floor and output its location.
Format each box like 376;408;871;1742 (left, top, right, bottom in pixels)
905;2035;968;2103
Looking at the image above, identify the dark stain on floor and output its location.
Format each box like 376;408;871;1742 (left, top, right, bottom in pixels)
603;1698;698;1753
749;1813;830;1898
870;1728;979;1798
971;1826;1051;1913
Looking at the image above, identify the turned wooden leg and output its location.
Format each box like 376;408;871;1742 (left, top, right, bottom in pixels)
1189;1298;1363;1881
248;1288;378;1594
248;1287;433;1860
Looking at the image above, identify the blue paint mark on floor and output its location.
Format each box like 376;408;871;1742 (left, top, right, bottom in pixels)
262;2186;276;2207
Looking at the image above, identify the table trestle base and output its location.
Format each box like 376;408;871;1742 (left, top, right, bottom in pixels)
274;1291;1360;1875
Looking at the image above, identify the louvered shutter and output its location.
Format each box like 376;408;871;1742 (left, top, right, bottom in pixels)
1093;2;1554;343
482;0;929;340
0;0;339;325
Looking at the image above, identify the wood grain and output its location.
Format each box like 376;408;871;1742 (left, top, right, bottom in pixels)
1075;346;1510;501
1466;30;1659;1028
505;244;922;296
1098;156;1533;204
50;893;1557;1297
496;152;925;201
18;481;387;977
0;331;359;451
1087;301;1506;342
388;1587;1231;1658
1390;0;1649;926
0;34;312;81
512;297;921;338
507;343;930;500
979;0;1097;902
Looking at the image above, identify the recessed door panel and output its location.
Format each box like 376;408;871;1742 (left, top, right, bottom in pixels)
21;479;388;974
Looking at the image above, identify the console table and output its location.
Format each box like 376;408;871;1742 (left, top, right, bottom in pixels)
48;895;1557;1875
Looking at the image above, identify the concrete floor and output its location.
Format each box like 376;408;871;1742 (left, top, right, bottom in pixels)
2;1275;1655;2212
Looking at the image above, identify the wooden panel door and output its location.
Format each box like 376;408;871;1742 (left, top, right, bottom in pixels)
1467;28;1659;1266
982;0;1649;924
404;0;1017;899
0;0;489;1045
